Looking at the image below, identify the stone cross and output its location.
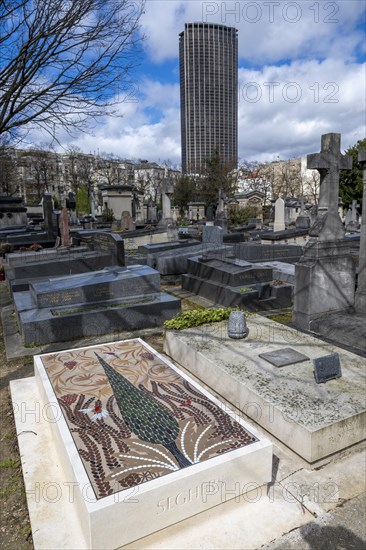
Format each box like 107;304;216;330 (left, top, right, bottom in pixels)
307;133;352;214
307;133;352;239
355;148;366;313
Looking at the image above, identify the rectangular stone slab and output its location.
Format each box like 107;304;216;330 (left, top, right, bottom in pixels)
259;348;309;367
33;339;272;549
15;290;180;345
7;250;118;281
30;265;160;308
164;318;366;463
6;246;89;267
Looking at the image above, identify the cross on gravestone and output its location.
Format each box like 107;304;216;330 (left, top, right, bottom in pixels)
307;133;352;213
307;133;352;240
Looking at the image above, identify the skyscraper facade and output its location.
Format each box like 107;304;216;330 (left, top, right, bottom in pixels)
179;22;238;174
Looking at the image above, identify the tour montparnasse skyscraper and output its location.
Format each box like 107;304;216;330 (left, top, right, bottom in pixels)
179;22;238;174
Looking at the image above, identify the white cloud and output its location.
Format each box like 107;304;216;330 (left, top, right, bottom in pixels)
28;1;365;167
237;59;365;161
141;0;365;64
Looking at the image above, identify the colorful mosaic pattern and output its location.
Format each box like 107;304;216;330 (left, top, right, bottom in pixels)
41;340;257;499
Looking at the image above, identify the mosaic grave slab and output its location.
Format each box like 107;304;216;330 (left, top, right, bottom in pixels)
34;339;272;549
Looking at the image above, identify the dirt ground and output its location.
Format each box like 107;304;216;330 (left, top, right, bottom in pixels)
0;316;34;549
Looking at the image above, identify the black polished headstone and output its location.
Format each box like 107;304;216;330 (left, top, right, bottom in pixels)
93;232;125;266
313;353;342;383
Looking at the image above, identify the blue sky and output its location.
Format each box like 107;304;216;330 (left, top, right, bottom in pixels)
44;0;366;166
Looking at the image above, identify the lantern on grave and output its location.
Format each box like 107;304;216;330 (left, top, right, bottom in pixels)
228;311;249;339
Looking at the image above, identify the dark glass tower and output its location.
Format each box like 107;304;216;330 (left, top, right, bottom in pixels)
179;22;238;174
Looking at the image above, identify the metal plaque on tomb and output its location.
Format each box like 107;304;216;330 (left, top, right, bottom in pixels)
313;353;342;384
259;347;309;367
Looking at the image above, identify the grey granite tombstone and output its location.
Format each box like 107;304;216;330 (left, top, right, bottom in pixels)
182;256;292;311
42;193;54;238
293;133;354;331
202;226;223;245
147;203;157;223
14;265;180;345
344;207;352;227
296;200;311;229
346;200;360;231
206;206;214;222
92;232;125;266
0;195;28;229
121;211;131;231
167;223;178;241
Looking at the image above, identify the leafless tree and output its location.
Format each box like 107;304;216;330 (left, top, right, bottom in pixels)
25;143;57;200
97;153;126;186
237;160;273;206
0;0;145;140
63;145;82;192
303;170;320;205
77;155;96;197
260;159;302;199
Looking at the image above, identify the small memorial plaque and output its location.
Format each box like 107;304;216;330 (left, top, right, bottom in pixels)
313;353;342;384
259;347;309;367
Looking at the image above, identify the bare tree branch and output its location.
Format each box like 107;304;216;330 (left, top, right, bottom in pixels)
0;0;145;141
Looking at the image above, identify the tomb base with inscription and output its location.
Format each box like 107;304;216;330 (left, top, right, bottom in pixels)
13;266;180;345
164;317;365;463
11;339;272;549
182;256;292;311
293;239;355;331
